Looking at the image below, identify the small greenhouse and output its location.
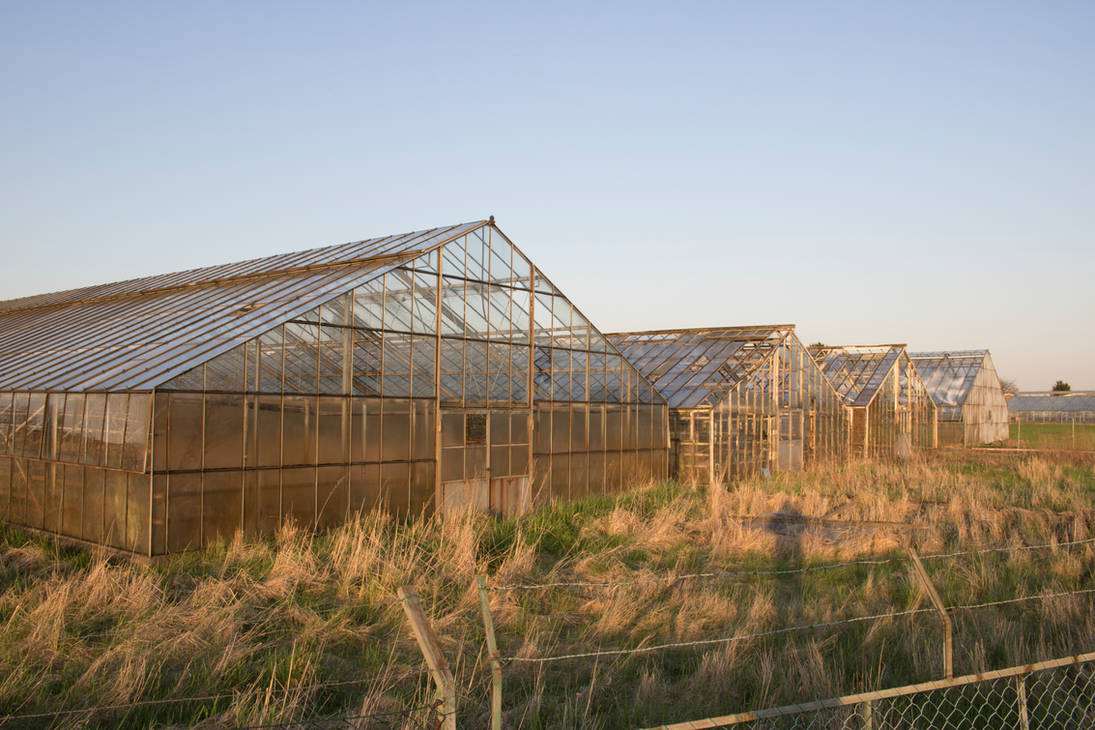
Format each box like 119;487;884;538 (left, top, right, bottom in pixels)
910;350;1009;445
0;218;668;556
609;325;849;484
810;345;937;458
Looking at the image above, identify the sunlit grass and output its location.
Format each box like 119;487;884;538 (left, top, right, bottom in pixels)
1;450;1093;728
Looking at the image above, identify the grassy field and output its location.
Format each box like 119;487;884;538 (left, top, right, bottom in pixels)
1;451;1094;728
1008;422;1095;451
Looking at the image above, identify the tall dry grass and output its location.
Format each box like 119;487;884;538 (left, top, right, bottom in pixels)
0;450;1093;728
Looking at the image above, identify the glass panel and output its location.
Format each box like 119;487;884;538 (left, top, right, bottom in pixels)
127;472;149;553
0;392;13;455
381;400;411;462
282;466;315;528
317;397;347;464
104;393;129;469
0;458;9;521
103;469;128;549
318;325;348;395
83;467;104;545
204;345;246;392
316;465;348;528
60;393;85;463
204;394;243;470
282;396;316;466
382;462;410;516
123;394;151;472
23;393;46;459
349;463;381;514
411;336;436;399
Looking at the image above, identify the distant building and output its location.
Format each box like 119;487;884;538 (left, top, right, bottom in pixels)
810;345;937;458
1008;392;1095;424
910;350;1009;445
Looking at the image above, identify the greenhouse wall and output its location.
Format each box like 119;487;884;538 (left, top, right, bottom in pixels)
0;391;152;553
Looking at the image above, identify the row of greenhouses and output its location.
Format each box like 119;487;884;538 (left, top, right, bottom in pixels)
0;217;1008;554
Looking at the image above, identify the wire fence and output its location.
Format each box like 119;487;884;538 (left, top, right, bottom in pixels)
3;534;1094;728
478;533;1095;727
642;651;1095;729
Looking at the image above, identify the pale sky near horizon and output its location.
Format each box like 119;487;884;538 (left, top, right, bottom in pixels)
1;1;1092;390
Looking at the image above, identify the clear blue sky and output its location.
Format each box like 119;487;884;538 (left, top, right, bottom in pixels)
2;1;1092;390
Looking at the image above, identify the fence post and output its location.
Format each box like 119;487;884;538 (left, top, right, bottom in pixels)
906;546;953;679
1017;417;1021;448
1016;674;1030;730
476;576;504;730
858;699;873;729
399;587;458;730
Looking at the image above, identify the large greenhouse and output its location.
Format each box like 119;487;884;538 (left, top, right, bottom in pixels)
608;325;849;484
910;350;1009;445
810;345;937;458
0;218;668;556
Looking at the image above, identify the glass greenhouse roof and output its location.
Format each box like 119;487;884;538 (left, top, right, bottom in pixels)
607;325;792;409
909;350;988;407
0;221;486;391
809;345;905;407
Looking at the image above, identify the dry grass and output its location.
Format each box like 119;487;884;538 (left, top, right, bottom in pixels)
1;450;1094;728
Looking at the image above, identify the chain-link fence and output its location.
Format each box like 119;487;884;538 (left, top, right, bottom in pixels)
645;652;1095;730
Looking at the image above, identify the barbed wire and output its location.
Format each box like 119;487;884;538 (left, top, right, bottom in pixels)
24;595;407;645
486;536;1095;593
950;586;1095;613
499;606;938;664
919;536;1095;561
0;674;419;726
488;556;903;593
497;585;1095;666
240;699;443;729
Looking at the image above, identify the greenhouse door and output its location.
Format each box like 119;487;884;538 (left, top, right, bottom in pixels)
439;409;531;518
778;410;804;471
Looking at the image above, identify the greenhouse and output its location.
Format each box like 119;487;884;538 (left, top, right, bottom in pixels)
910;350;1009;445
608;325;849;484
810;345;937;458
1008;392;1095;424
0;218;668;556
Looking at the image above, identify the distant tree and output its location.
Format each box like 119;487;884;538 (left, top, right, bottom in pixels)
809;342;826;348
1052;380;1071;392
999;378;1020;396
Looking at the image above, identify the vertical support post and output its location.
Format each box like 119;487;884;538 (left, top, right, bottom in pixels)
1017;417;1021;448
1016;674;1030;730
858;699;873;730
906;546;953;679
476;576;503;730
399;587;458;730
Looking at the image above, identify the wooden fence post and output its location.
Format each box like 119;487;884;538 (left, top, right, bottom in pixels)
476;576;504;730
399;587;458;730
1016;674;1031;730
906;546;953;679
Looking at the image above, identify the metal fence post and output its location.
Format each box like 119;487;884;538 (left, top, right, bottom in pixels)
399;587;458;730
476;576;503;730
906;546;953;679
1016;674;1030;730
